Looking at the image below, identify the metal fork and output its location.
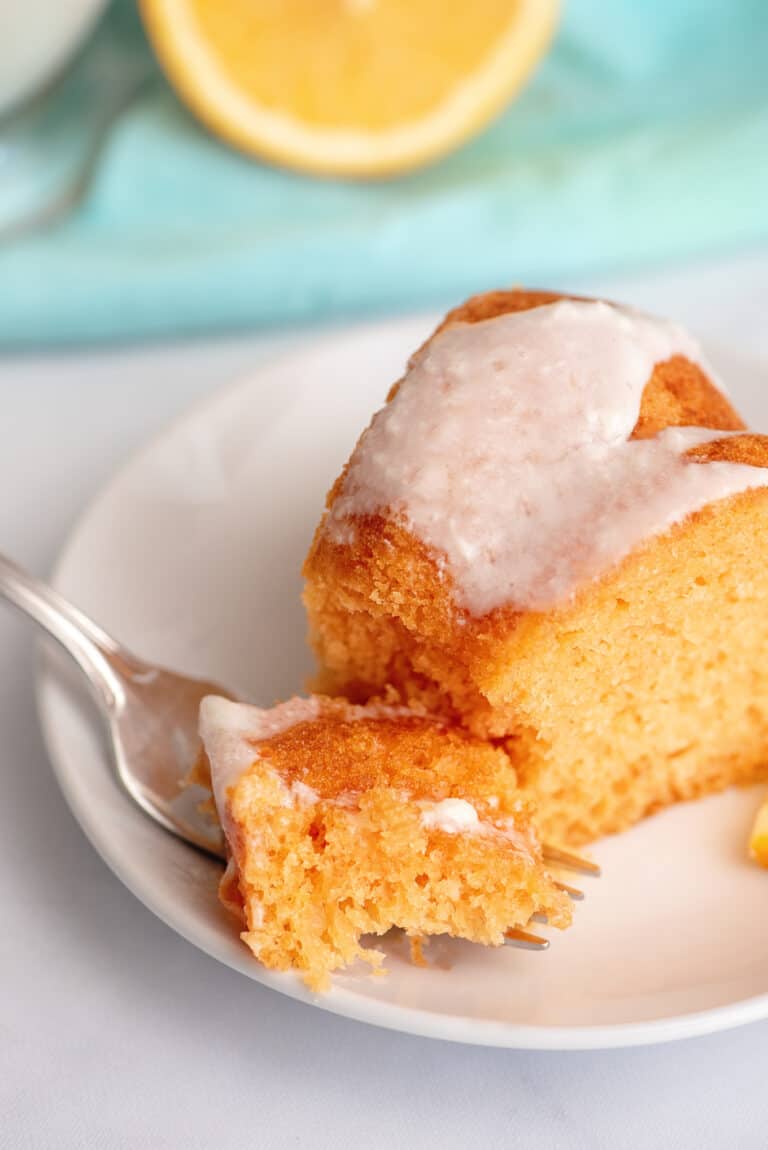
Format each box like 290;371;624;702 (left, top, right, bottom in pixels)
1;552;229;859
0;552;599;949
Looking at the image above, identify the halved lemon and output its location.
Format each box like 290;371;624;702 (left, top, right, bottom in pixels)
140;0;559;177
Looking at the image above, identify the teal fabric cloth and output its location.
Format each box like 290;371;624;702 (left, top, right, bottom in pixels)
2;0;768;346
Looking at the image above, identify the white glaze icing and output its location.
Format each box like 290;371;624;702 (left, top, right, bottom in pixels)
199;695;323;833
420;797;480;833
327;300;768;614
199;695;416;832
418;798;536;858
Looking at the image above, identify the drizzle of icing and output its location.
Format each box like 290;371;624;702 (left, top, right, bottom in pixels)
199;696;323;833
199;695;413;831
327;300;768;614
418;798;536;857
420;797;480;833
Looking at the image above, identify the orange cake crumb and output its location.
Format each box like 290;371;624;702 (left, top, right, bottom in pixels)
199;695;571;990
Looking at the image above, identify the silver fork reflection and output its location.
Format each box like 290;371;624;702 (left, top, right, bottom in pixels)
0;552;229;858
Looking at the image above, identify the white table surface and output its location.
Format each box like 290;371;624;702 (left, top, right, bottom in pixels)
3;253;768;1150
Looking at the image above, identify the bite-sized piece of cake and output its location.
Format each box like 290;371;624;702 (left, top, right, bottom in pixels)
303;290;768;845
199;694;571;990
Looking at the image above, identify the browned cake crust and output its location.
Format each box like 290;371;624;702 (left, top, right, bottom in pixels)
303;289;768;844
254;708;506;800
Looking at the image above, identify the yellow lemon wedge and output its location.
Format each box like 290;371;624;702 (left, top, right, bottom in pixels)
139;0;560;177
750;794;768;868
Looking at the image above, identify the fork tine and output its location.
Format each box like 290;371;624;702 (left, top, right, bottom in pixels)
543;844;601;876
505;853;594;951
554;879;584;900
504;927;550;951
532;877;584;926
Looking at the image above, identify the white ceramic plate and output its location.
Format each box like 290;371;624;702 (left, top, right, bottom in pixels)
38;312;768;1049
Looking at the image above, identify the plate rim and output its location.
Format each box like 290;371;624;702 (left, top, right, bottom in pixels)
36;313;768;1051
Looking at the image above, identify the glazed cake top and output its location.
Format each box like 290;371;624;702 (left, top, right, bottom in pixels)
326;300;768;614
200;695;324;830
199;696;535;848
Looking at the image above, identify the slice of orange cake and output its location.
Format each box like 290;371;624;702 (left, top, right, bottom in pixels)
303;290;768;845
199;694;571;990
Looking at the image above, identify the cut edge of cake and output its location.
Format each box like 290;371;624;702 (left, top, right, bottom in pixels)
199;694;573;989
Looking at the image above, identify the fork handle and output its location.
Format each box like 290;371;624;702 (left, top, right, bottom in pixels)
0;552;129;710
